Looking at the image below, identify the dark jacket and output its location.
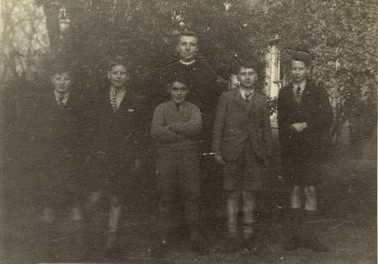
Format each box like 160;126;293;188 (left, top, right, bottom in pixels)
212;90;273;163
277;79;333;160
87;86;147;162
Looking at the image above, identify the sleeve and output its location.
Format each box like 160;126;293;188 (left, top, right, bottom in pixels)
277;88;290;144
261;98;273;157
305;82;333;132
150;104;178;143
211;93;228;153
168;105;202;137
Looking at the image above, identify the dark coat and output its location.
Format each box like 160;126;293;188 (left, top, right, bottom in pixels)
277;79;333;184
29;88;87;207
86;86;147;195
212;90;273;164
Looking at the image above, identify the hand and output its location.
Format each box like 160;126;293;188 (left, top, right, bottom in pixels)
290;122;308;133
214;154;227;166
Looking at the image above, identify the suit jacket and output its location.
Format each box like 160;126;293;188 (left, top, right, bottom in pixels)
277;79;333;157
212;89;272;162
87;86;147;161
30;89;86;165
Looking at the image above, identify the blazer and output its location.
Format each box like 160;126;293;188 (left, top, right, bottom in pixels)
30;89;86;164
277;79;333;156
87;86;147;159
212;89;272;162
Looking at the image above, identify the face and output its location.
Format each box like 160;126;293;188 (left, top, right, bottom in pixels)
168;81;189;104
291;60;310;84
107;64;129;89
237;67;258;89
50;72;72;94
176;35;199;61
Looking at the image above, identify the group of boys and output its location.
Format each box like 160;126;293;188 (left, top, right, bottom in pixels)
31;31;333;261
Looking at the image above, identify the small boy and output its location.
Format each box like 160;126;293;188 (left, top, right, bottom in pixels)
212;61;272;252
150;79;207;257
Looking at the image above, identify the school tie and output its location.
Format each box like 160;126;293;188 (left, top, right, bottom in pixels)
59;95;67;109
245;92;252;101
111;89;118;112
295;86;302;98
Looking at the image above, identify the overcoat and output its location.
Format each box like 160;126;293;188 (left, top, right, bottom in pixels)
277;79;333;186
86;85;147;197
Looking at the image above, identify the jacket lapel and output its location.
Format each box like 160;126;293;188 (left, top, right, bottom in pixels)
233;90;248;111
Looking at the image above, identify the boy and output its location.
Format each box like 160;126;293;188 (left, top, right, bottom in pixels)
277;48;333;252
31;61;85;261
212;61;272;252
150;79;207;257
86;56;145;256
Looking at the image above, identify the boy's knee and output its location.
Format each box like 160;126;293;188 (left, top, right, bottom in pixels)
227;190;240;200
242;190;254;201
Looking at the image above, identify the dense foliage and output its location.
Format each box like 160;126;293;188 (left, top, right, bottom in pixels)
2;0;377;152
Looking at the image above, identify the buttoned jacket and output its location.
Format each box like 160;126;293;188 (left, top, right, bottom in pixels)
212;89;272;162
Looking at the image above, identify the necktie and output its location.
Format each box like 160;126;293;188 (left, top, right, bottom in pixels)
59;95;67;109
175;103;182;111
295;86;302;97
111;90;118;112
245;92;252;101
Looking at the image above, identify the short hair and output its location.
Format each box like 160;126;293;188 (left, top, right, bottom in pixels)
235;59;262;75
48;61;72;76
291;46;312;66
177;30;199;43
166;78;189;89
107;55;129;71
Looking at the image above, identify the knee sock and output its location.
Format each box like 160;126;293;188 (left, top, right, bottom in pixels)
242;191;255;239
227;192;239;238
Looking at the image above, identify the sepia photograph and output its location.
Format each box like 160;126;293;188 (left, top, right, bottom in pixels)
1;0;376;263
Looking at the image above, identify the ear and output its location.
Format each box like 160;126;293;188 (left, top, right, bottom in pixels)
107;71;111;80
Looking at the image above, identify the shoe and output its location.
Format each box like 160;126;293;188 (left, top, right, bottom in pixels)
190;238;209;255
301;238;330;252
283;236;299;251
223;237;241;253
242;237;262;255
150;240;169;258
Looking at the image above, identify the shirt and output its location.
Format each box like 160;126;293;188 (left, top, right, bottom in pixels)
109;86;126;110
238;88;254;100
54;91;69;106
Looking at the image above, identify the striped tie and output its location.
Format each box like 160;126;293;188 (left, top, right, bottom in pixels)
111;90;118;112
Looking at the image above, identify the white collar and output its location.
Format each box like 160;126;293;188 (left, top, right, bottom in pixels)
179;59;196;65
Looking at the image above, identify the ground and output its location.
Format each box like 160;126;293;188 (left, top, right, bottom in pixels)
2;136;376;264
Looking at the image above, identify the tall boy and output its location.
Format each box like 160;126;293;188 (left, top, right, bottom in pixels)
86;56;145;254
277;48;332;252
150;79;207;257
212;61;272;251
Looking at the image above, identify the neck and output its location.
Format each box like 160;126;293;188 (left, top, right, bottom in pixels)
293;79;306;86
55;90;69;96
111;85;126;91
240;85;254;91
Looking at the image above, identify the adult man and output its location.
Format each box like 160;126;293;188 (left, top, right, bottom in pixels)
151;31;224;239
277;48;333;252
212;61;272;252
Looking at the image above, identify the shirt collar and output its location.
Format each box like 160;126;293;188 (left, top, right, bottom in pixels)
293;80;306;91
179;59;196;66
54;90;69;101
110;86;126;95
238;87;254;99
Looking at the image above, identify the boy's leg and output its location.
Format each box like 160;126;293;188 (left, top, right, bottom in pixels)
106;195;122;249
241;190;255;240
151;151;175;257
283;185;302;251
180;151;208;255
301;185;329;252
227;190;239;239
